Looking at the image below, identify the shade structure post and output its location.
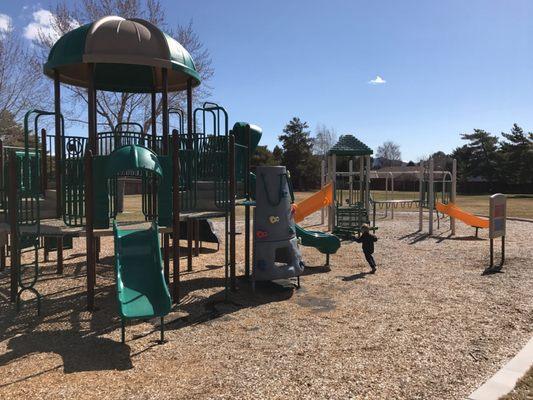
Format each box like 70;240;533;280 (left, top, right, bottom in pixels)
86;63;97;310
359;156;364;203
40;128;47;193
451;159;457;235
229;134;236;291
54;70;62;217
85;150;95;310
8;152;19;302
320;159;326;225
365;155;370;212
244;125;251;278
428;158;434;235
348;159;353;205
151;90;157;151
171;130;181;301
186;79;193;149
161;68;169;155
419;162;424;231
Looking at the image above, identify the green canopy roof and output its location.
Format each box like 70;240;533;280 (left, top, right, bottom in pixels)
328;134;373;156
44;16;201;93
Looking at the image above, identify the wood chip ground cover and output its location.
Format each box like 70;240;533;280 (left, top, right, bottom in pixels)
0;211;531;399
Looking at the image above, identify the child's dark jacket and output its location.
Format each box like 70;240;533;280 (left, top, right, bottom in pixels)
354;231;378;254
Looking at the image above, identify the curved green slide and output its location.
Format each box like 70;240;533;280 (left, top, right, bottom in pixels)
295;224;340;255
113;221;171;343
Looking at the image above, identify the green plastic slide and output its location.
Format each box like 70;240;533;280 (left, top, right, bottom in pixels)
113;221;171;343
295;224;340;255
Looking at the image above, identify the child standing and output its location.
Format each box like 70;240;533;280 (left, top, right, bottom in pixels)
354;224;378;273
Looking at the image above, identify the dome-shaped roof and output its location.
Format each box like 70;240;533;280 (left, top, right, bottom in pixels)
44;16;201;93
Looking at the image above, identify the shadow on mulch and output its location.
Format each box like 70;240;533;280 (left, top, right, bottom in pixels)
435;234;485;243
301;265;331;276
399;230;485;244
0;269;296;377
342;271;372;281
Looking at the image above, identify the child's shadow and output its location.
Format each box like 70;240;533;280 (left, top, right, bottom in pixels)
342;271;372;282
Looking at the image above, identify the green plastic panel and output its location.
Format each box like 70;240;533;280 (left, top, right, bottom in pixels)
113;222;171;319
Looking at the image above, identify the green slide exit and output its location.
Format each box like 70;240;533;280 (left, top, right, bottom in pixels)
113;221;171;343
295;224;340;255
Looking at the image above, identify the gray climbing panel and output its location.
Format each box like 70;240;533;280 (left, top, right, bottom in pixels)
253;166;303;281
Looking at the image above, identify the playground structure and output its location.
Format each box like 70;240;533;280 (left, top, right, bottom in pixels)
322;135;375;238
0;16;269;341
368;170;421;219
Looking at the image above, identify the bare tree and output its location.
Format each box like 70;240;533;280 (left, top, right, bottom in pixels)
32;0;213;132
0;25;47;121
314;123;337;157
376;141;402;167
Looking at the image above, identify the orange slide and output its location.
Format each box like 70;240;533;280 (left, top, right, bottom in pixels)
293;183;333;223
436;202;489;228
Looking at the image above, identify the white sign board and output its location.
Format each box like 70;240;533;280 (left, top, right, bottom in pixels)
489;193;506;239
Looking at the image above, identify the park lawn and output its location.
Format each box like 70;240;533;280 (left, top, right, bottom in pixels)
117;192;533;222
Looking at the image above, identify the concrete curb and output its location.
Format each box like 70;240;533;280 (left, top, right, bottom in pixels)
468;336;533;400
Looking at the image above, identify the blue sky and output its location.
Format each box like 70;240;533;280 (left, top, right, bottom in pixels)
1;1;532;161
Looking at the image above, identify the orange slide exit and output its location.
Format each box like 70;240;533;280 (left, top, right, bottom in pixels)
436;202;489;228
293;183;333;223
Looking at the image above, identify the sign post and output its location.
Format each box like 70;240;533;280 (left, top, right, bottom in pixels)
487;193;506;273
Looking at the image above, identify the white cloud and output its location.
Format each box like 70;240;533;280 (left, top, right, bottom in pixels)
0;13;13;35
369;75;386;85
24;9;57;41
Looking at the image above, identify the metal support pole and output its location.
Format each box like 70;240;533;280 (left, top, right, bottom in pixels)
53;70;62;217
329;154;336;231
171;130;180;302
8;152;19;302
163;233;170;283
244;125;251;278
86;63;96;310
428;158;434;235
359;156;364;203
41;128;47;193
320;159;326;225
419;162;424;231
161;68;169;155
151;90;157;151
451;159;457;235
391;172;395;219
187;217;193;271
85;151;95;311
348;159;353;205
186;79;193;149
365;156;370;212
229;134;236;291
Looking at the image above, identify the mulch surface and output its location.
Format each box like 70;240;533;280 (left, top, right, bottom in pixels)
0;212;531;399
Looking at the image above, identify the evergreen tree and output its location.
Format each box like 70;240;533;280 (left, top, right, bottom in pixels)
500;124;533;186
459;129;500;189
278;117;320;190
272;145;283;165
250;145;278;171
